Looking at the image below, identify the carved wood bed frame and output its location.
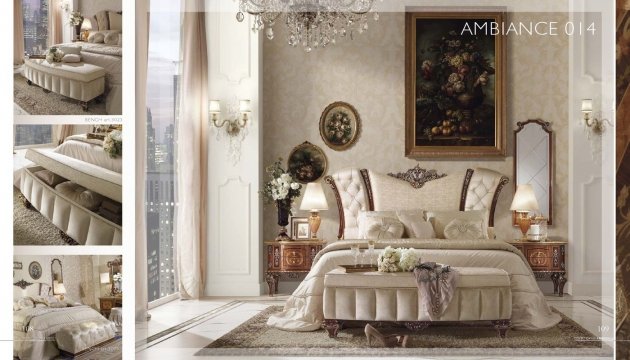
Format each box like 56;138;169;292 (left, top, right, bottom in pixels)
324;166;509;239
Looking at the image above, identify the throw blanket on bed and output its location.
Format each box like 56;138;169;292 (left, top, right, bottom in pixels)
414;262;458;320
267;239;562;331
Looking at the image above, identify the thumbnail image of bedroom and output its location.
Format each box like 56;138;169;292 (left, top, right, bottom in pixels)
13;255;123;360
13;0;122;115
13;124;122;246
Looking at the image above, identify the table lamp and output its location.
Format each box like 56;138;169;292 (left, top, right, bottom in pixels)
299;182;329;239
53;280;67;300
80;18;92;41
510;184;540;241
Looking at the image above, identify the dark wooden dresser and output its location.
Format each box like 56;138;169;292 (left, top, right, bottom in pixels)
264;239;326;295
506;240;567;296
99;296;123;317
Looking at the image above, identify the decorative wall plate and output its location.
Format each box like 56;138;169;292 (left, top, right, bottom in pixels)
287;141;328;183
29;261;42;280
319;102;361;151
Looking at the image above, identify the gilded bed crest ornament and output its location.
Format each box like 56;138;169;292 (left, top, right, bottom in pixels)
387;165;446;189
14;279;33;289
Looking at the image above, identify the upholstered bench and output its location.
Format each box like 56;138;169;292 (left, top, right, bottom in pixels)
23;59;106;111
323;267;512;338
55;319;116;356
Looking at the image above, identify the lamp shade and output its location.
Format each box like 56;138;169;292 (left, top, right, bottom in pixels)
581;99;593;113
510;184;540;212
100;272;110;284
239;100;251;113
81;18;92;30
209;100;221;113
299;183;329;211
53;281;66;295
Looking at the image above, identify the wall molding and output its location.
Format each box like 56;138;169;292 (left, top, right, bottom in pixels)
580;175;603;275
217;14;252;84
217;177;252;275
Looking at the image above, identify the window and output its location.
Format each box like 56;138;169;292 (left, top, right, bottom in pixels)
146;0;181;304
14;125;53;147
22;0;49;56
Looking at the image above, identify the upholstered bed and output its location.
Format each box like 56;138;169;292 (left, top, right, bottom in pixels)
267;166;562;332
13;280;115;360
16;135;122;245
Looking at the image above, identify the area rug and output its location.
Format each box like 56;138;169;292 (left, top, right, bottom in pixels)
13;187;77;246
195;306;611;357
14;73;107;115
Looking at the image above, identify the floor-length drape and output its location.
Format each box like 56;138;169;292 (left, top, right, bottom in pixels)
55;125;74;145
135;0;151;322
14;0;24;65
175;0;208;300
48;0;63;46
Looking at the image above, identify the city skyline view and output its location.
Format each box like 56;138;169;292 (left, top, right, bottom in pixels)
22;0;48;55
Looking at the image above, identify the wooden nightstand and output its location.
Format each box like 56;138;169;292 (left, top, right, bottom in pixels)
506;240;567;296
99;296;122;317
264;239;326;295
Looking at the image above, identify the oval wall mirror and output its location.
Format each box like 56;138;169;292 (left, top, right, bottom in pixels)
514;119;553;224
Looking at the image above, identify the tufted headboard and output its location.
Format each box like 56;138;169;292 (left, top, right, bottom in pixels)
13;279;50;301
324;166;509;239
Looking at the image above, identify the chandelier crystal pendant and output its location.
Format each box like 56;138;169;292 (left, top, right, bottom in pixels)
236;0;379;52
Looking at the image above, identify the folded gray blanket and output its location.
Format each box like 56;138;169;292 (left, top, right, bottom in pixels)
413;262;458;320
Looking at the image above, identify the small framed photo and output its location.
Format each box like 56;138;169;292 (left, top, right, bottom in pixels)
13;262;22;270
291;217;311;240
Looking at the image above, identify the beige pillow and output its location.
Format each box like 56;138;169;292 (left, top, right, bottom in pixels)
17;297;35;310
365;218;404;239
88;32;105;43
34;170;67;187
108;12;122;31
59;45;81;55
425;209;489;239
396;210;436;238
104;32;119;45
55;182;104;211
62;54;81;63
357;211;396;238
444;219;485;240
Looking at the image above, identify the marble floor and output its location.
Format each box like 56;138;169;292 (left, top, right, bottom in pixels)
135;293;614;360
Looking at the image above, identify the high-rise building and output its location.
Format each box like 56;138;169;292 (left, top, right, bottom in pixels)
14;125;52;147
22;0;48;56
147;108;156;171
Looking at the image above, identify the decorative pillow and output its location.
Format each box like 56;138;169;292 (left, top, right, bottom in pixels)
49;301;67;308
88;32;105;43
55;182;104;211
79;190;104;211
17;297;35;310
425;209;489;239
13;301;20;311
444;219;485;240
62;54;81;63
365;218;404;239
108;11;122;31
59;46;81;55
357;211;396;238
396;210;435;238
104;32;119;46
95;10;110;30
34;170;67;187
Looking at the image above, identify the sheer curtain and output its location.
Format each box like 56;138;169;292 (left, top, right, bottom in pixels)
14;0;24;65
55;125;74;145
48;0;63;46
136;0;150;322
175;0;208;299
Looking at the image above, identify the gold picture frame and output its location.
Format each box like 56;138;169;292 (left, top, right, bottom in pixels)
319;101;361;151
405;10;506;158
291;217;311;240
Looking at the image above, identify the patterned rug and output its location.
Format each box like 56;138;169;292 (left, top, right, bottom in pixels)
13;73;107;115
195;306;611;357
13;187;77;246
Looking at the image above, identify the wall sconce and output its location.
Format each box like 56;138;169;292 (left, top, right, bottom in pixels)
581;99;611;136
209;100;251;137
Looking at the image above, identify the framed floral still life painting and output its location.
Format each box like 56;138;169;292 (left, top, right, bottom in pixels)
288;141;328;183
319;102;361;151
405;11;506;158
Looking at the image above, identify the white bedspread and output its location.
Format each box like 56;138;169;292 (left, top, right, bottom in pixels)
56;135;122;173
14;305;110;360
267;239;562;332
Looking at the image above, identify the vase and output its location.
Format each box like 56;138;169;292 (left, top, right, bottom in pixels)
74;25;81;40
275;199;291;241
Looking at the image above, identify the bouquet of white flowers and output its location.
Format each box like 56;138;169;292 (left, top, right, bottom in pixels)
260;159;301;214
377;246;401;273
112;273;122;282
399;248;421;271
103;130;122;158
68;11;83;26
45;47;64;63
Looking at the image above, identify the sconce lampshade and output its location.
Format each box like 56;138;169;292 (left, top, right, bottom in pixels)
300;183;329;211
510;184;540;212
100;272;110;284
581;99;593;113
209;100;221;113
81;18;92;30
53;281;67;295
239;100;251;113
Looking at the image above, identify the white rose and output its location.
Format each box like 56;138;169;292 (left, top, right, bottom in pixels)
290;183;299;190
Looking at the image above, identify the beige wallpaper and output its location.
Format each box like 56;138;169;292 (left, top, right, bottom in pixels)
262;12;569;243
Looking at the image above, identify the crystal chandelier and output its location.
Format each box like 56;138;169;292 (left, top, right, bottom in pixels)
236;0;379;52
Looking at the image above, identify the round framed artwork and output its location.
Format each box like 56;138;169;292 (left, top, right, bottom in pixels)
319;101;361;151
287;141;328;183
29;261;42;280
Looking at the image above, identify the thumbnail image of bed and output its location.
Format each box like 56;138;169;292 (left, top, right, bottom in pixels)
13;0;122;115
13;255;123;359
14;124;122;246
